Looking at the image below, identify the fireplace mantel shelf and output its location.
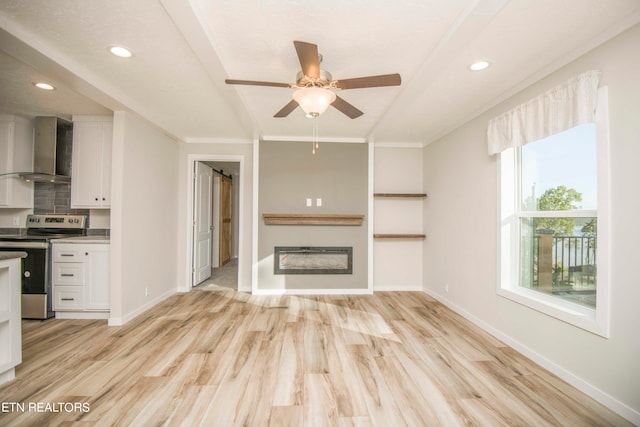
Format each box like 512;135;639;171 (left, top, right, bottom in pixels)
373;193;427;198
373;234;426;240
263;213;365;226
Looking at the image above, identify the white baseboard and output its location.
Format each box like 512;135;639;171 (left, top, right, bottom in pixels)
55;311;109;320
108;288;175;326
374;284;423;291
0;368;15;387
422;288;640;425
253;288;373;296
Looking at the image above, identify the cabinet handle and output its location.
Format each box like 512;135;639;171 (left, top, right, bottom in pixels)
61;298;75;301
95;197;99;201
61;254;74;257
102;197;106;201
61;274;74;277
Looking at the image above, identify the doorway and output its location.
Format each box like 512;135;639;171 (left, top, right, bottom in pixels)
192;160;241;289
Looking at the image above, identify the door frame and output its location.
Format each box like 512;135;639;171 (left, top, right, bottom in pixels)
185;154;244;290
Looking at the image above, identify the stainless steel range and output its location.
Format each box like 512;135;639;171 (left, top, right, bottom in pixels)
0;214;87;319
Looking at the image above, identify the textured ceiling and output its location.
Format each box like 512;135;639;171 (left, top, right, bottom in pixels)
0;0;638;144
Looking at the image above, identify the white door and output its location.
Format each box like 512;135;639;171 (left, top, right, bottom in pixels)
193;162;213;286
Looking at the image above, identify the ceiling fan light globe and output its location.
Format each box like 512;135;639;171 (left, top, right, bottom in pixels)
292;87;336;117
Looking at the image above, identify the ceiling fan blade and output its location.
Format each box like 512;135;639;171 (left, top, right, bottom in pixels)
274;99;299;118
334;73;401;90
331;95;364;119
225;79;292;88
293;41;320;79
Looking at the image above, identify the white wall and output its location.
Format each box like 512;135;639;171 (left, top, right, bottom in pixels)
177;142;254;292
422;24;640;422
0;210;31;228
373;145;424;290
109;111;180;325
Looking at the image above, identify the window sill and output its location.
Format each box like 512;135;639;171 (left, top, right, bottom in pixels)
497;286;609;338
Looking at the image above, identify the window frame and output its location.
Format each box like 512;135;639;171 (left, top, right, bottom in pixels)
496;86;611;337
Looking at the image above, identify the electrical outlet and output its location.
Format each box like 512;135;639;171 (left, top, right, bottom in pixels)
445;283;449;293
306;198;312;207
145;287;150;297
316;198;322;207
12;216;20;226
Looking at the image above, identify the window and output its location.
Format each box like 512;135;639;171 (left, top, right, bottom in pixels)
495;80;610;337
519;124;598;308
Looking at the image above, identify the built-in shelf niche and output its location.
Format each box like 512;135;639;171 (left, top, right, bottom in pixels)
263;213;365;226
373;192;426;240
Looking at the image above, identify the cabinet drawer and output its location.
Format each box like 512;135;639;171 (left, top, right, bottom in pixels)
53;247;86;262
52;263;84;286
53;286;84;310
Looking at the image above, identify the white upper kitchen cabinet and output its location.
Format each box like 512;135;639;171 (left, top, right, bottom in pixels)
0;115;34;208
71;116;112;209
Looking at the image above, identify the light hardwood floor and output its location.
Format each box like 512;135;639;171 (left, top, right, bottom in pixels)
0;288;632;426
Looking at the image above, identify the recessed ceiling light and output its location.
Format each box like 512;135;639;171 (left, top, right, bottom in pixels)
34;82;55;91
108;45;133;58
468;60;491;71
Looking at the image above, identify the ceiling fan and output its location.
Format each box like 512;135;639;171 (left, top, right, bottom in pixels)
225;41;401;119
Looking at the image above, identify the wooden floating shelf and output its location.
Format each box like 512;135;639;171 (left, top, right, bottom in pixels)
374;193;427;198
263;213;365;226
374;234;426;240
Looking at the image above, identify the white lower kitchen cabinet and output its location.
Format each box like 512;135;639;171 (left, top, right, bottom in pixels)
0;254;23;386
52;242;110;319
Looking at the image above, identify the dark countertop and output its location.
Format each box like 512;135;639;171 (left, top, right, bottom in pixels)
51;236;110;243
0;234;27;239
0;251;27;261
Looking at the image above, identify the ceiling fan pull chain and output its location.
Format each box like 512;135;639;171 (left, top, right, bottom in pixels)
312;116;320;155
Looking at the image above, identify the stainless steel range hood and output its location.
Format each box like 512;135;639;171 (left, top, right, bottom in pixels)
19;117;73;184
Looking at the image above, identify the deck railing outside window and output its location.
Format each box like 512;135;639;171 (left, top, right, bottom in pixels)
522;233;597;308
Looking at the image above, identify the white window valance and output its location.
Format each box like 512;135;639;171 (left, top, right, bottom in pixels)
487;70;601;155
